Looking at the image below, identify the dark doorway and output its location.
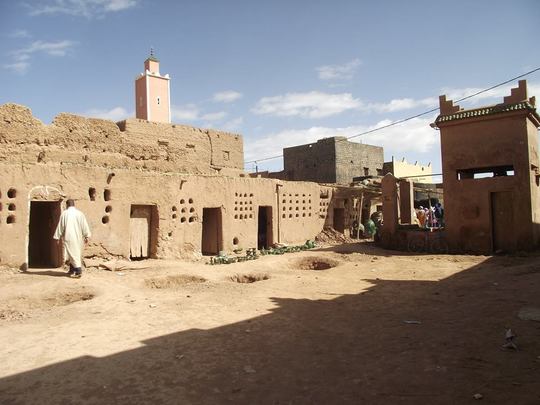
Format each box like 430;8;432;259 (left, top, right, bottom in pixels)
130;205;158;260
257;206;273;249
333;208;345;233
28;201;63;268
202;208;222;255
491;191;515;252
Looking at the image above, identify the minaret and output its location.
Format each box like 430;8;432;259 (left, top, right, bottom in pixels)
135;49;171;123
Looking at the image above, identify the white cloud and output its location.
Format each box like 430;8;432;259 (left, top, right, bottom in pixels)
171;104;226;122
316;58;361;81
222;116;243;132
27;0;138;18
171;104;200;121
252;91;363;118
201;111;227;121
3;62;30;74
13;40;75;58
81;107;130;121
4;39;75;74
9;29;31;39
213;90;243;103
244;116;438;165
367;97;438;113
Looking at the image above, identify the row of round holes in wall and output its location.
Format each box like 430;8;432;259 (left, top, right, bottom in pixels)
234;207;253;211
283;200;312;204
235;201;253;205
282;213;312;218
0;203;16;211
172;208;195;218
235;193;253;197
234;214;253;219
282;193;311;197
320;201;329;206
89;188;112;201
284;206;311;211
179;199;194;204
0;189;17;199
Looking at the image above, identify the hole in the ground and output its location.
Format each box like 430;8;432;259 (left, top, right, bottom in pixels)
229;273;270;283
1;287;97;321
295;257;338;271
145;275;206;289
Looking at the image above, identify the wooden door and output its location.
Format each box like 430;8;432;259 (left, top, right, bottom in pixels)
333;208;345;233
202;208;222;255
130;205;151;258
491;191;514;252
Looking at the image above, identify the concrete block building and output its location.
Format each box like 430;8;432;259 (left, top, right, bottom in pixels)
282;136;383;185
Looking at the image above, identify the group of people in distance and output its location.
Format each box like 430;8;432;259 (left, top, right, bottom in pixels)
415;202;444;229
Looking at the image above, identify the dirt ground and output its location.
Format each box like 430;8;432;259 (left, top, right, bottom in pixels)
1;242;539;405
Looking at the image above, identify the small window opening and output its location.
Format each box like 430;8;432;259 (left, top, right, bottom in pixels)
7;188;16;198
7;215;15;224
102;215;109;224
104;189;112;201
457;165;515;180
233;237;239;245
105;205;112;213
8;203;16;211
89;187;96;201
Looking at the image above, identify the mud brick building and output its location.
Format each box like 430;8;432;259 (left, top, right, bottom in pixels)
433;80;540;253
0;56;379;269
282;137;383;185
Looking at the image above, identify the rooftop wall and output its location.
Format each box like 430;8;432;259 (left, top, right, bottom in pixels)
0;103;244;175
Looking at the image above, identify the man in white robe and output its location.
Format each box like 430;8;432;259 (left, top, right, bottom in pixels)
54;199;91;278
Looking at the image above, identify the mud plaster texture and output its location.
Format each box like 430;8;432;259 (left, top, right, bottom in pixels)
0;103;371;268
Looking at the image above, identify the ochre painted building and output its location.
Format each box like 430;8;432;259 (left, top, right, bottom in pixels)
433;80;540;253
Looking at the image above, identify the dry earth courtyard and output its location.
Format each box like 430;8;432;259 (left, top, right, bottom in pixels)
1;242;539;404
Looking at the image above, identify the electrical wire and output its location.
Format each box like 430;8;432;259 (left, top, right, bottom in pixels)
244;66;540;167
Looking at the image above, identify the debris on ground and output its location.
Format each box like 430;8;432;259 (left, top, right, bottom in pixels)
502;329;518;350
518;307;540;322
315;227;355;245
473;393;483;400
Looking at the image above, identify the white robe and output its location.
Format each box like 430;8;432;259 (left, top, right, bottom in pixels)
53;207;91;268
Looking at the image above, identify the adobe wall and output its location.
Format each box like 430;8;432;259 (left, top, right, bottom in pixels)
0;103;244;176
439;110;538;253
383;158;432;183
0;103;373;268
0;161;344;267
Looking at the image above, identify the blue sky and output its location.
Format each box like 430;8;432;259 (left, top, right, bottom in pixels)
1;0;539;175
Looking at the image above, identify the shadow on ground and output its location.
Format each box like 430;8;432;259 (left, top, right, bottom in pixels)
1;253;540;404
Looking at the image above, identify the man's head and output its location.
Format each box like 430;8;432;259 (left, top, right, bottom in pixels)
66;199;75;208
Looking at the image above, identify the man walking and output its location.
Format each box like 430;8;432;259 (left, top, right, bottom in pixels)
54;199;91;278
